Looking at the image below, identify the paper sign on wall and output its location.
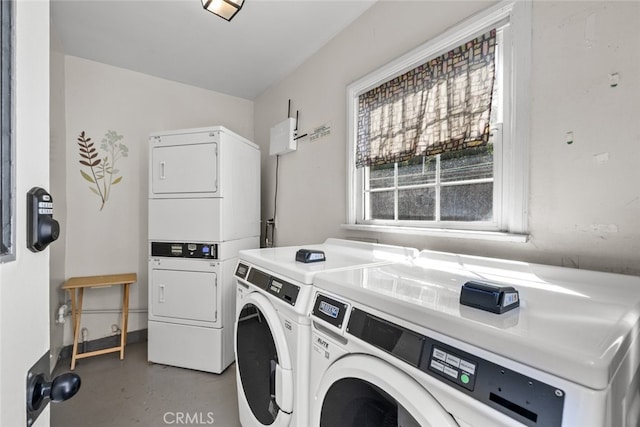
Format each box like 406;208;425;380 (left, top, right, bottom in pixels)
310;122;331;142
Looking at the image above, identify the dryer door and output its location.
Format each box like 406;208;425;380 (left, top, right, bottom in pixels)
150;140;219;196
313;354;458;427
149;268;219;326
235;292;293;427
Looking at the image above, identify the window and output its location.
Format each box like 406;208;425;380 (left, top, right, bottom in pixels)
346;1;531;239
365;141;497;223
1;0;14;261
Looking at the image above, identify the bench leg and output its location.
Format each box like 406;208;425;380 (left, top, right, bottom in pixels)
120;283;130;360
70;288;84;370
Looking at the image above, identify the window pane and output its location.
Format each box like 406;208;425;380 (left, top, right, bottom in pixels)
398;188;435;221
441;183;492;221
441;146;493;183
369;163;394;189
398;156;436;186
367;191;394;220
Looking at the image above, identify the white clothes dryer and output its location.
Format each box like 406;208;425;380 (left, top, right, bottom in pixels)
308;250;640;427
232;238;417;427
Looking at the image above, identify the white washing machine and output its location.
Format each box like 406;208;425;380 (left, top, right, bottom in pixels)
309;250;640;427
232;238;417;427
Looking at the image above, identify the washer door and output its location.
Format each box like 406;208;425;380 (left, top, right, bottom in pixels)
313;354;458;427
235;292;293;426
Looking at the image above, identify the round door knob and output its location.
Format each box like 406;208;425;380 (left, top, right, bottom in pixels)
27;372;81;411
50;372;81;402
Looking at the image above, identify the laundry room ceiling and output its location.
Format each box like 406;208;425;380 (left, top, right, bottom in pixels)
50;0;377;100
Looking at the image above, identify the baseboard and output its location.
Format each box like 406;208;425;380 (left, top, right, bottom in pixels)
58;328;148;361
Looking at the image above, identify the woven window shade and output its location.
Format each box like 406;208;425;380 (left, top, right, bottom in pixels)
356;29;497;168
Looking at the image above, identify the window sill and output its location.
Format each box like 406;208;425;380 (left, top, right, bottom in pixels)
341;224;529;243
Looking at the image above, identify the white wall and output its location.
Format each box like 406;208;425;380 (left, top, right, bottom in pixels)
254;1;640;275
525;1;640;273
60;56;253;344
254;0;494;246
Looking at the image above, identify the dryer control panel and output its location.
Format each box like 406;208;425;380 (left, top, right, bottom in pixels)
151;242;218;259
345;307;565;427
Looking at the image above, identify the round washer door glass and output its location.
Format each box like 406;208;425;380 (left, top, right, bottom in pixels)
320;378;422;427
236;303;280;425
314;354;456;426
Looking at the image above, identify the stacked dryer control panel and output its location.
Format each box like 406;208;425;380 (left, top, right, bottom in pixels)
148;126;259;373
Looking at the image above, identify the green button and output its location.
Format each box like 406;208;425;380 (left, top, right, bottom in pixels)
461;374;470;384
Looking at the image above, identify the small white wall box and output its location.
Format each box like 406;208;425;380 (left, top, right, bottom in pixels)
269;118;297;156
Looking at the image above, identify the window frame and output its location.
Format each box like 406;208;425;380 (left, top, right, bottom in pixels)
0;0;15;262
345;0;531;240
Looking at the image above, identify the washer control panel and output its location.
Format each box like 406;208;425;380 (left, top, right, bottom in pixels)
312;293;349;330
235;263;249;280
268;277;299;305
344;306;565;427
428;346;477;391
239;265;300;306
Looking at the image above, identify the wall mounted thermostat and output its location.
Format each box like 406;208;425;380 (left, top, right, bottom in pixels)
27;187;60;252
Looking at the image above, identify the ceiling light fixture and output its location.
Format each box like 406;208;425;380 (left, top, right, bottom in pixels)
201;0;244;22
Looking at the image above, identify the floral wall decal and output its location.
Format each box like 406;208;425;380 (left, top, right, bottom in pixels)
77;130;129;210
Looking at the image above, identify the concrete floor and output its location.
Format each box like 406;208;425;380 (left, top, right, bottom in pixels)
51;342;241;427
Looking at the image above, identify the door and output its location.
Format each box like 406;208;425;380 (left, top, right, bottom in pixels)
235;292;293;427
150;268;219;325
151;141;218;195
0;1;53;426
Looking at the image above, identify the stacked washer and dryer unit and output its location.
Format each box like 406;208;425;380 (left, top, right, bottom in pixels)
309;250;640;427
232;239;418;427
148;126;260;373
